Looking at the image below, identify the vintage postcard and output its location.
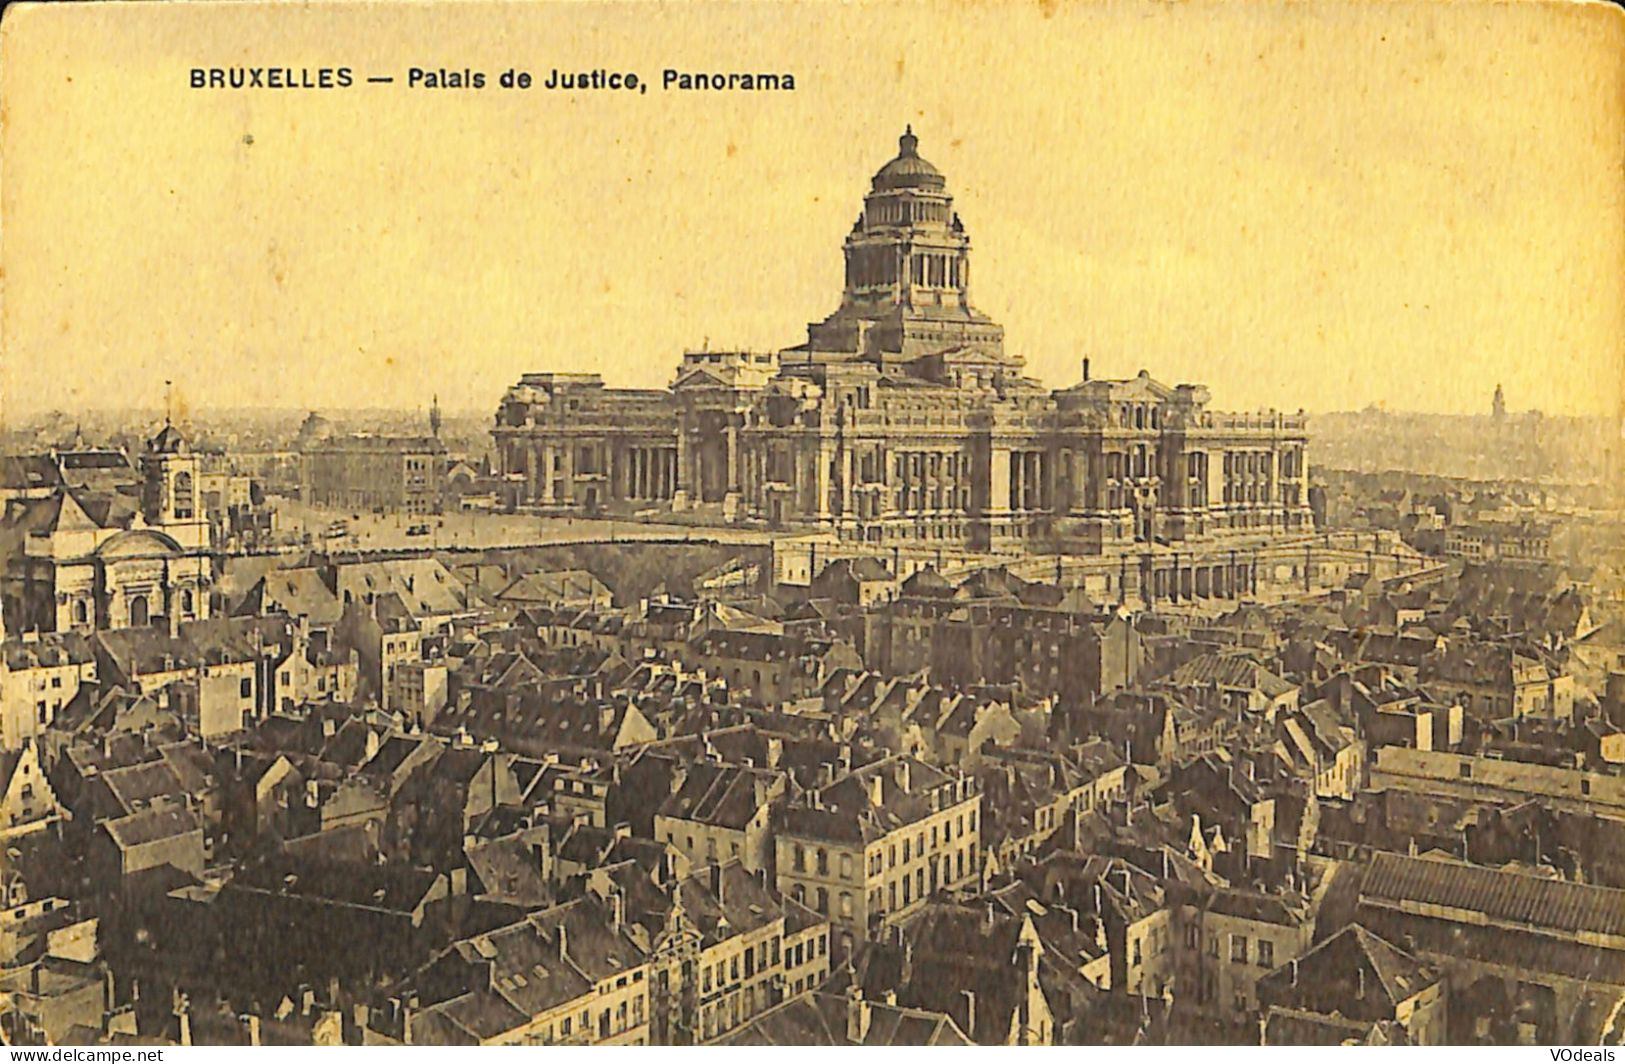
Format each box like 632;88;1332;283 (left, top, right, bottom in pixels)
0;0;1621;1049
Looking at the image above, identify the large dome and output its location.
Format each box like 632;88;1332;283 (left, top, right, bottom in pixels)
296;410;335;448
871;126;946;192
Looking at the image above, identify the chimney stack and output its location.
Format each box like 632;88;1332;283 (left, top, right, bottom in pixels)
1082;358;1091;382
846;986;871;1043
961;989;976;1038
173;991;191;1047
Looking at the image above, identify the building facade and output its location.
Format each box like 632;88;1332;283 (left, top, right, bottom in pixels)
493;129;1312;555
302;434;447;515
4;423;213;635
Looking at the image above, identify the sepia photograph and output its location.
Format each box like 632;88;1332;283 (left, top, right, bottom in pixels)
0;0;1622;1049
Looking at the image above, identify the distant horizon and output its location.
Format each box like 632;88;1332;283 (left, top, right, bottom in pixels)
0;396;1602;427
3;3;1620;420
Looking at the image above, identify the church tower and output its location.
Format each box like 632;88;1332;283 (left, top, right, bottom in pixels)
805;127;1006;361
139;420;208;550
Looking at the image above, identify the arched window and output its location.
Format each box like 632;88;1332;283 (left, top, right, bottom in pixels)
72;600;88;626
128;595;150;627
180;589;195;616
172;471;194;520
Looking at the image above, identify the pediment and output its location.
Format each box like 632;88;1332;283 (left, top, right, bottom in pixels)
94;528;183;559
671;367;733;391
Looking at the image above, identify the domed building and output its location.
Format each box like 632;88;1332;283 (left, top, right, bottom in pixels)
5;420;212;634
492;129;1312;595
295;410;335;450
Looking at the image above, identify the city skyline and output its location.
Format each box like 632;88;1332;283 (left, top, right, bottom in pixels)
3;1;1621;421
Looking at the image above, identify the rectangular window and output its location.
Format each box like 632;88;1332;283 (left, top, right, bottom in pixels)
1257;939;1274;968
1231;935;1248;964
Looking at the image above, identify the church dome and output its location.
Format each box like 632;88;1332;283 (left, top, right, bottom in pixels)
871;126;946;192
147;422;187;454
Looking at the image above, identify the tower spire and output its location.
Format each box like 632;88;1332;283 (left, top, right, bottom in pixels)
430;393;442;439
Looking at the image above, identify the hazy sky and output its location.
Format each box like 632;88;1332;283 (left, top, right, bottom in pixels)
3;0;1621;419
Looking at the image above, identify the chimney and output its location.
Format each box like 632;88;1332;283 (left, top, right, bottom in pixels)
961;989;976;1038
245;1014;262;1047
708;862;724;900
301;986;316;1015
557;924;570;967
894;759;910;792
323;717;337;738
609;889;626;934
1356;966;1366;999
868;775;884;807
846;986;871;1043
1081;358;1091;382
173;991;191;1047
901;938;915;985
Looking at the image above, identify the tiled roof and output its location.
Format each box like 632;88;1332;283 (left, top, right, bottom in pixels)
1361;851;1625;941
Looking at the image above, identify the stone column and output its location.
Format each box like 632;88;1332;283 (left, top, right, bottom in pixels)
989;447;1011;516
815;440;834;521
673;429;692;511
541;443;556;505
560;442;575;504
723;420;742;521
840;447;855;519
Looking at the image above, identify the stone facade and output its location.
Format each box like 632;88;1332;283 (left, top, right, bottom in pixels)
301;433;447;516
6;424;213;635
493;129;1312;554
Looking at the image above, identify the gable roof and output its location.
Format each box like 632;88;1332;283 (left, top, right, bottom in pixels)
1360;851;1625;942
